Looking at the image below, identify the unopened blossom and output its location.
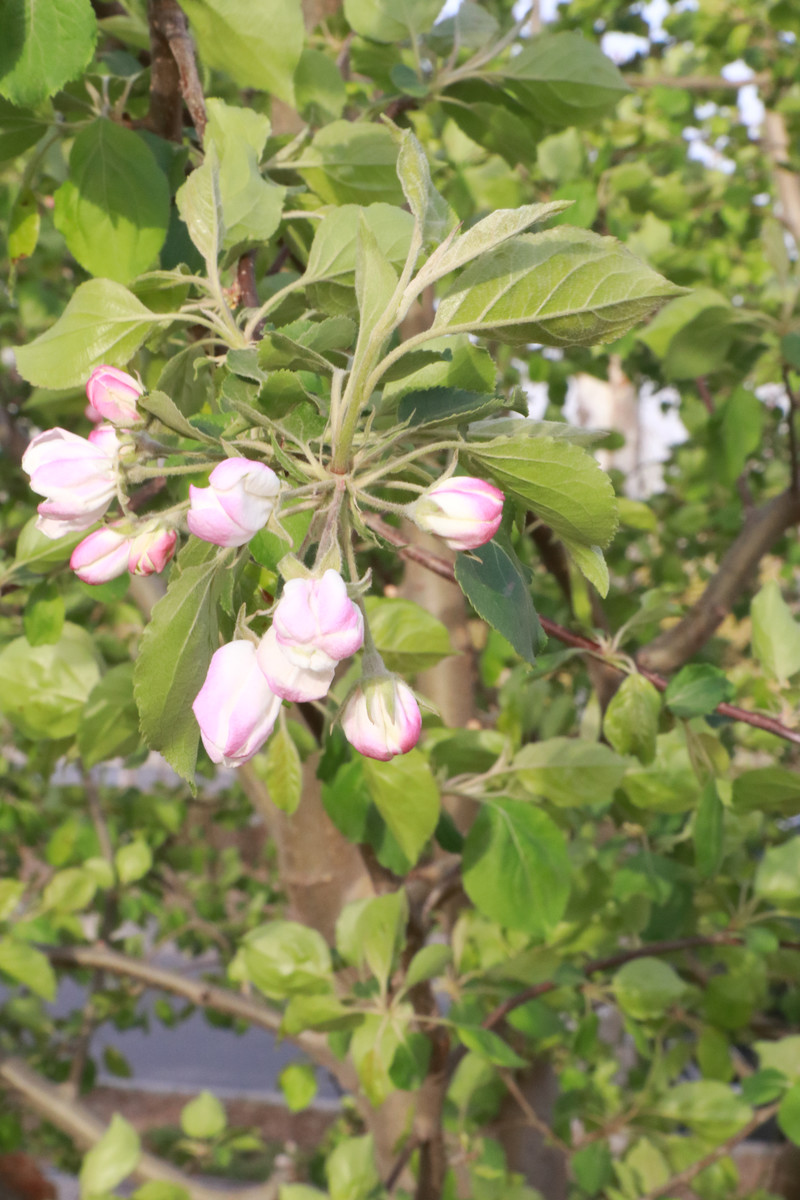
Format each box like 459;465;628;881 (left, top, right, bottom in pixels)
273;570;364;671
257;626;335;702
410;476;504;551
187;458;280;548
193;640;282;768
128;525;177;576
341;675;422;761
70;527;131;585
22;425;121;538
86;365;144;427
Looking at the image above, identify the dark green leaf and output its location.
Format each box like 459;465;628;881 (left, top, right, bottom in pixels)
732;767;800;813
397;387;504;428
501;32;631;128
455;540;544;665
78;664;141;767
23;581;64;647
664;663;735;718
694;780;724;879
603;673;661;763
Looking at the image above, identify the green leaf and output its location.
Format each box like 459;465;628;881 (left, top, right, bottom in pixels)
133;1186;190;1200
79;1113;140;1198
78;664;141;767
441;80;539;168
501;31;631;128
300;121;403;207
621;729;701;814
455;540;544;665
514;738;628;808
396;128;452;249
751;580;800;682
468;435;618;549
732;767;800;813
42;867;97;913
418;201;569;287
0;97;48;161
133;540;234;784
0;623;101;740
305;204;415;316
115;839;153;885
178;0;302;104
281;993;362;1035
355;210;398;344
204;98;285;251
9;188;40;261
0;881;24;922
433;227;683;348
754;838;800;904
654;1081;751;1141
456;1025;527;1068
176;148;224;269
327;1134;379;1200
364;595;453;673
462;799;570;937
405;943;453;990
612;958;686;1020
0;938;56;1000
664;663;735;718
603;673;661;764
23;581;64;647
638;289;736;379
54;120;170;284
0;0;96;108
295;47;346;122
778;1083;800;1146
344;0;441;42
180;1091;226;1139
14;279;157;389
397;387;504;428
362;750;440;867
756;1036;800;1083
279;1063;318;1113
562;538;610;597
242;920;333;1000
345;891;408;988
263;716;302;815
694;780;724;879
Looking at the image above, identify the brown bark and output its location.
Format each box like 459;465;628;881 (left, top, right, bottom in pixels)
145;0;206;141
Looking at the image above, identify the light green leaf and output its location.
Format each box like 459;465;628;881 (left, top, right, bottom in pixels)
133;540;234;784
405;943;453;990
501;31;631;127
756;1036;800;1083
349;891;408;988
562;538;610;596
468;435;618;548
9;188;40;261
115;839;153;885
180;1091;226;1139
603;673;661;764
15;279;157;389
54;120;169;284
754;838;800;904
455;540;544;665
455;1025;527;1068
0;623;101;740
295;47;346;122
664;663;735;718
344;0;441;42
751;580;800;682
433;227;683;347
364;596;453;673
732;767;800;813
0;881;24;922
514;737;627;808
396;128;452;249
0;938;56;999
612;958;686;1020
176;148;224;268
0;0;96;108
419;201;569;287
42;867;97;913
621;729;701;814
305;204;415;317
362;750;440;867
654;1081;751;1141
778;1083;800;1146
242;921;333;1000
299;122;403;207
263;716;303;815
133;1185;190;1200
23;581;64;647
694;780;724;879
204;98;285;251
78;664;141;768
462;799;570;937
178;0;302;104
279;1063;318;1113
638;289;735;379
79;1113;140;1198
327;1133;379;1200
355;211;398;344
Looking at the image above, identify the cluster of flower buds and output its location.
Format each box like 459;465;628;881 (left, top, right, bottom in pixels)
409;476;504;551
70;522;177;585
187;458;281;548
192;568;423;766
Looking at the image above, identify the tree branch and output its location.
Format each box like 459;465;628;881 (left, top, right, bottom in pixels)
638;1100;781;1200
0;1057;277;1200
764;110;800;245
628;71;771;91
362;512;800;747
637;487;800;673
146;0;206;141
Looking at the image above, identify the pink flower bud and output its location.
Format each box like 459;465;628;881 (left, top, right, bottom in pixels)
256;626;335;702
22;426;121;539
273;570;364;671
341;676;422;761
187;458;281;548
70;527;131;584
86;366;144;427
128;526;177;576
411;476;504;551
193;641;282;768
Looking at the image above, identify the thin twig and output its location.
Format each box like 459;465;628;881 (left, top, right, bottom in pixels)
783;363;800;495
497;1069;570;1156
362;512;800;747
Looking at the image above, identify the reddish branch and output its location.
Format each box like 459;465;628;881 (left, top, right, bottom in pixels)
362;512;800;748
